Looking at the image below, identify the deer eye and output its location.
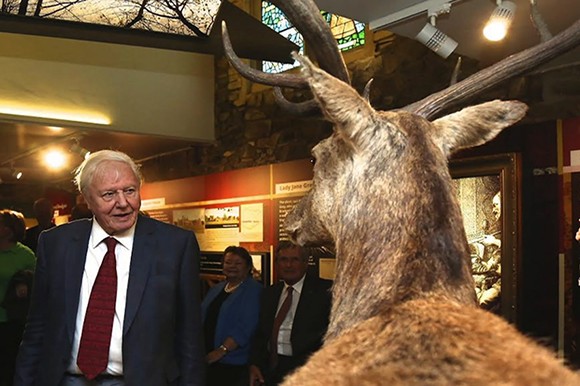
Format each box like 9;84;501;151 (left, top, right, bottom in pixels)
310;157;316;166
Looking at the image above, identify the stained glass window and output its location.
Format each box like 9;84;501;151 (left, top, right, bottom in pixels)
261;2;365;74
321;12;366;51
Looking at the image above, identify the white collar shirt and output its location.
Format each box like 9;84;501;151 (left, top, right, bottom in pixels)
67;219;136;376
275;274;306;356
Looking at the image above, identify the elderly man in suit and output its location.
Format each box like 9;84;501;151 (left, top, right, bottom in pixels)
249;241;332;386
14;150;204;386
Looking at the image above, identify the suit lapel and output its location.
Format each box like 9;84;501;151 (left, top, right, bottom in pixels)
65;220;92;342
123;216;155;335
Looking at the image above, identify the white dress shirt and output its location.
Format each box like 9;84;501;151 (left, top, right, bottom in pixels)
275;274;306;356
67;220;135;376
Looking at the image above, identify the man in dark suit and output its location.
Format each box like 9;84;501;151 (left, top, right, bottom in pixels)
249;241;332;386
22;197;55;254
14;150;204;386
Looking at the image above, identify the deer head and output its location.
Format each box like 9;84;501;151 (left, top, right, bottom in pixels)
284;53;527;248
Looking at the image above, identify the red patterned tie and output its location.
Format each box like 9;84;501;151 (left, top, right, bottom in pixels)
270;286;293;368
77;237;118;380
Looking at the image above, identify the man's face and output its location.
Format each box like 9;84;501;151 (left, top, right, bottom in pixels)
84;161;141;235
276;246;308;285
492;193;501;220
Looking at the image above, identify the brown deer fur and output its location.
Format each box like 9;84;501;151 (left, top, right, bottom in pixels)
282;54;580;385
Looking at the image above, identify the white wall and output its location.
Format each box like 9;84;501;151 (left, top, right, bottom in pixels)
0;32;215;141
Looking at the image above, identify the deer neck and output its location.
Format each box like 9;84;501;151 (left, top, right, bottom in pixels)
325;182;477;339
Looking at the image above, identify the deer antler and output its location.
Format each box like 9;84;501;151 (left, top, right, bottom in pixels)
221;22;307;89
530;0;553;42
405;19;580;120
267;0;349;84
221;0;350;115
450;57;462;86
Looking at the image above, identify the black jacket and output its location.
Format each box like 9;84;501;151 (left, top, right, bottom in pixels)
250;273;332;371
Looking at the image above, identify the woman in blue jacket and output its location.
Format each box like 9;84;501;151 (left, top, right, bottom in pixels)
202;246;262;386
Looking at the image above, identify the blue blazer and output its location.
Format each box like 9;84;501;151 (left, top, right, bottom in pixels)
202;278;262;365
14;215;205;386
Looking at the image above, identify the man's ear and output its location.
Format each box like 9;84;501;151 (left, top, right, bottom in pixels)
431;100;527;157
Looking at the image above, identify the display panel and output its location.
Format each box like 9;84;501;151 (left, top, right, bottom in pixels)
450;153;521;324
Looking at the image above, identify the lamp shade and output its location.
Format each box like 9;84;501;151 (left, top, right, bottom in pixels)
416;23;458;58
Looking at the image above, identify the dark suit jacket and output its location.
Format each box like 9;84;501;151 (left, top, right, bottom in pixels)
250;273;332;374
14;215;204;386
22;223;55;254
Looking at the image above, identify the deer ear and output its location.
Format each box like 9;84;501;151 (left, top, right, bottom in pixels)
431;100;528;157
294;53;374;144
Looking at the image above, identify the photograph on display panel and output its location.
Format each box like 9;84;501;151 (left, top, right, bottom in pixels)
450;153;521;325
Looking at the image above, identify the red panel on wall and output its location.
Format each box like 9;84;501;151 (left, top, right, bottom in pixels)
141;160;312;204
204;165;270;200
45;187;75;216
141;175;205;204
271;159;313;185
563;117;580;167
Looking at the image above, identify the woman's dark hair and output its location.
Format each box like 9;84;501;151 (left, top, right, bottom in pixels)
223;245;254;273
0;210;26;243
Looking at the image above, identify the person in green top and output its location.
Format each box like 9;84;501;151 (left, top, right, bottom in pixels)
0;209;36;386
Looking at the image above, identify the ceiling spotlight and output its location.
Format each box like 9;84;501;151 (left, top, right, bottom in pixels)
415;15;458;59
11;167;22;180
483;0;517;41
70;141;91;160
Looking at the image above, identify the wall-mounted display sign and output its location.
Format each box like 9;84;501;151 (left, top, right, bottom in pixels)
140;158;330;281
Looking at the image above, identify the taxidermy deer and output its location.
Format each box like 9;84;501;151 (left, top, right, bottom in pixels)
223;1;580;384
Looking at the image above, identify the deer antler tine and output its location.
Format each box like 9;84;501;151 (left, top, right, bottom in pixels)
270;0;350;84
406;19;580;119
221;21;308;89
273;87;321;116
450;57;462;86
530;0;553;41
363;78;374;101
